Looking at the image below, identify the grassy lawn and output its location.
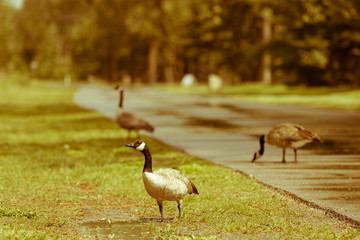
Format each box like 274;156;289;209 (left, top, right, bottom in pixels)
0;79;359;239
160;83;360;110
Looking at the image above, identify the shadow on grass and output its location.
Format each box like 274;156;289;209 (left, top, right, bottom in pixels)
0;135;152;169
1;99;183;170
0;100;155;167
0;103;90;117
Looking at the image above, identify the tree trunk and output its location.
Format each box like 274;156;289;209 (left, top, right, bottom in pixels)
107;37;118;82
260;50;272;84
109;50;118;82
259;7;272;84
147;41;159;84
163;46;176;83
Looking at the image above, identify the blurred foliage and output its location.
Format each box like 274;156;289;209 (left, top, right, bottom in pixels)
1;0;360;86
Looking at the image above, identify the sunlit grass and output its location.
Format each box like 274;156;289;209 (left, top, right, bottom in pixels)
0;79;359;239
161;83;360;110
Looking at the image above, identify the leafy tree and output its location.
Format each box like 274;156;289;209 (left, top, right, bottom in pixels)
269;0;360;85
2;0;360;86
0;0;22;73
125;0;192;83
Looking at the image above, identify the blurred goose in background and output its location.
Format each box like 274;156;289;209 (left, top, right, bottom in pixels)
126;140;199;221
252;123;323;163
114;86;154;138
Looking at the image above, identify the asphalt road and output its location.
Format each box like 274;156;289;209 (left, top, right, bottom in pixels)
74;84;360;224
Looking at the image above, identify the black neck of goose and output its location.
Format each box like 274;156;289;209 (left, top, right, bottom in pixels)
259;135;265;155
118;90;124;108
141;147;153;173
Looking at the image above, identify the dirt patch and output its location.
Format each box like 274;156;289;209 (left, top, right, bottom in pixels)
80;220;154;239
74;191;249;239
74;189;148;239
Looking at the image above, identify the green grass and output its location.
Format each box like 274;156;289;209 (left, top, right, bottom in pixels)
160;83;360;110
0;78;359;239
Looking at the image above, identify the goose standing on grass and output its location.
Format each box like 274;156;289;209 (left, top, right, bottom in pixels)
252;123;323;163
114;86;154;139
126;140;199;221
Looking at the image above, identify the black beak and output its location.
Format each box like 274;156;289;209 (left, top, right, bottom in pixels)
126;143;134;148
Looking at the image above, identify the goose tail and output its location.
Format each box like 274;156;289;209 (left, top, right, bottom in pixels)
145;124;155;132
314;136;323;143
190;181;199;195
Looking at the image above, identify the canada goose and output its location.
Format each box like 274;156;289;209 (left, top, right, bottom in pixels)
114;86;154;138
126;140;199;221
252;123;323;163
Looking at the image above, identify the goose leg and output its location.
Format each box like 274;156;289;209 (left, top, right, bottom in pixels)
177;200;182;219
157;200;164;221
282;149;286;163
294;149;297;163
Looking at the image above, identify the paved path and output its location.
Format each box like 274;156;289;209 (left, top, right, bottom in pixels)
74;84;360;224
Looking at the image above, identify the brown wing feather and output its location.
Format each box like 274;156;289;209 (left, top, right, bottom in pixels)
116;111;154;132
268;123;322;147
291;124;321;142
155;169;198;194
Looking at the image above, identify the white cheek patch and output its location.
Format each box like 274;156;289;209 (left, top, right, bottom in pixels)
136;142;146;151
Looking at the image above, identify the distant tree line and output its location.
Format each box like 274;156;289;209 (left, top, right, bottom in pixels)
1;0;360;86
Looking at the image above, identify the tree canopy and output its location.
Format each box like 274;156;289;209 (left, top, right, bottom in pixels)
1;0;360;86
